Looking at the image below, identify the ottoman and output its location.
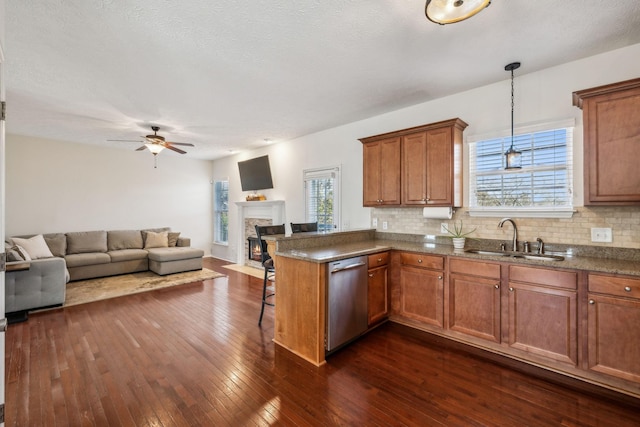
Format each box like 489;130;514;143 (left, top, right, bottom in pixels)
147;247;204;275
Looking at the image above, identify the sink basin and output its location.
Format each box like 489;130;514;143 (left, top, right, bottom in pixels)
464;249;564;261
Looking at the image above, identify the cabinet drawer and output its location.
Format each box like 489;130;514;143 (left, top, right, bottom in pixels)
588;274;640;299
450;258;500;279
509;265;577;290
368;251;390;268
400;252;444;270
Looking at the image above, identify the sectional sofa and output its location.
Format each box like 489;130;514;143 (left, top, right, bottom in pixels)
5;227;204;314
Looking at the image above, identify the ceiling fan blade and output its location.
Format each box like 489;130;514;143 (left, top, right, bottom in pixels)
135;146;147;151
167;142;195;147
165;145;187;154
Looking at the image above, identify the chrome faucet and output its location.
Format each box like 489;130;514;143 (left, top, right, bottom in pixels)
536;237;544;255
498;218;518;252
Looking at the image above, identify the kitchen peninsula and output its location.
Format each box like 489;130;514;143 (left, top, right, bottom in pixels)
271;229;640;399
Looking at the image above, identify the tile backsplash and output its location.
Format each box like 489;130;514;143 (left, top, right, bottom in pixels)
371;206;640;249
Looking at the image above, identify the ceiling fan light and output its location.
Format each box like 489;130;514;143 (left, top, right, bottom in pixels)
425;0;491;25
145;143;165;154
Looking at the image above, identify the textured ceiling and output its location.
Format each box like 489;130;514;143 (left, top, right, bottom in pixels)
5;1;640;159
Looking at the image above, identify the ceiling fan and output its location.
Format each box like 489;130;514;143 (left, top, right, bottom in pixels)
109;126;195;168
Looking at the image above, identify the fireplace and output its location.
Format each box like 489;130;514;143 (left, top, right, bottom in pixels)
247;237;262;261
235;200;285;266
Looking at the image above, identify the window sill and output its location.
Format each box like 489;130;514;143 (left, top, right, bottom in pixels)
213;241;229;247
469;207;575;219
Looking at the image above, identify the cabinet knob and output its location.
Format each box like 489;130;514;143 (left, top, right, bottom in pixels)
589;299;595;305
418;259;422;263
494;284;499;289
438;275;443;280
509;287;514;292
624;286;632;292
368;273;374;278
377;258;382;262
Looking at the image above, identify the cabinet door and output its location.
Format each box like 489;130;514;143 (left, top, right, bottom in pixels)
508;283;577;366
588;294;640;383
400;265;444;327
362;138;401;206
424;127;453;205
368;265;388;326
402;132;428;205
449;273;501;343
581;81;640;204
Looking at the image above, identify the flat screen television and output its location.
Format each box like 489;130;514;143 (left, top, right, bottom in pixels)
238;155;274;192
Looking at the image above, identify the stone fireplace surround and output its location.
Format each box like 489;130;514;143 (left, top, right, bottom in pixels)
235;200;285;266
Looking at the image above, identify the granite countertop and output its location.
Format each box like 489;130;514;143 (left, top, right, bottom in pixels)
277;238;640;277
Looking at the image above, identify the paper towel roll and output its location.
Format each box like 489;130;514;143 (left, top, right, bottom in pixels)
422;207;453;219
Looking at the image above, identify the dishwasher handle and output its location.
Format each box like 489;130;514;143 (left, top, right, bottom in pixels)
330;261;366;274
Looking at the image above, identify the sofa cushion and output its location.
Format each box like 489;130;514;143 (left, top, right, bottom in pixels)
108;249;148;263
66;231;108;254
12;235;54;259
107;230;144;251
144;231;169;248
147;247;204;262
64;252;111;268
43;233;67;257
168;232;181;247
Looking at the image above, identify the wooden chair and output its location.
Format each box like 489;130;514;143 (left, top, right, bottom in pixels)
255;224;285;326
290;222;318;233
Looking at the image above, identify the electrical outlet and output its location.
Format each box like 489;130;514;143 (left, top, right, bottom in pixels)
591;227;612;243
372;218;378;227
382;221;388;230
441;223;448;234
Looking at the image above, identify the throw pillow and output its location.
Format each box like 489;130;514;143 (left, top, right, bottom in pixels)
12;235;54;259
168;232;181;247
9;245;32;261
44;233;67;257
144;231;169;248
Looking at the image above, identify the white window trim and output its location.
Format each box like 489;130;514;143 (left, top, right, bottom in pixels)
467;118;575;219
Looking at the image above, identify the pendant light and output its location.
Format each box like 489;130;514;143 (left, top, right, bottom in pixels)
425;0;491;25
504;62;522;170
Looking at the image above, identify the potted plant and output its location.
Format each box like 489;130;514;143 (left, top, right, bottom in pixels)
442;220;476;250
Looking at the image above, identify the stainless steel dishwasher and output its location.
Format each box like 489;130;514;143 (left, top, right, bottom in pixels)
326;255;368;353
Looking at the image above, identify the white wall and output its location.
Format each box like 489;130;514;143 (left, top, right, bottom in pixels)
6;135;214;254
212;43;640;262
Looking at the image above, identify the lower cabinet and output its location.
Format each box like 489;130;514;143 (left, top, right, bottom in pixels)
448;258;501;343
399;252;445;328
587;273;640;383
367;252;390;326
507;265;578;366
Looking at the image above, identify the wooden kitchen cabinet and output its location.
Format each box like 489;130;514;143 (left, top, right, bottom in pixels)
587;273;640;383
367;252;390;326
507;265;578;366
448;258;502;343
398;252;445;327
361;137;401;206
573;78;640;205
360;118;467;207
403;122;463;207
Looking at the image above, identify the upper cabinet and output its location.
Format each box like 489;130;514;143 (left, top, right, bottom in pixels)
573;78;640;205
360;118;467;207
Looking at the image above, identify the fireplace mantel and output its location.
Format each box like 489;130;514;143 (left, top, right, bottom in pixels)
235;200;285;264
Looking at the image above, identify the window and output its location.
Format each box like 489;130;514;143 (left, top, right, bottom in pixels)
303;166;340;232
213;179;229;244
468;119;574;218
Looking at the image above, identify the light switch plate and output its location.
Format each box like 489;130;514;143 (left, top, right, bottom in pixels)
591;227;612;243
382;221;388;230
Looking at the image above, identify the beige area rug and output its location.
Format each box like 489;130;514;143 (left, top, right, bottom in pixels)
222;264;264;279
64;268;225;307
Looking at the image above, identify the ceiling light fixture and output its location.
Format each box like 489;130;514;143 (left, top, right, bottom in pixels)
425;0;491;25
504;62;522;170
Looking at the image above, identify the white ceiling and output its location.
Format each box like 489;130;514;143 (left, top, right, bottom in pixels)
5;1;640;160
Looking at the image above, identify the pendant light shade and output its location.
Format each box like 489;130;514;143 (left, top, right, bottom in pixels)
145;143;165;154
425;0;491;25
504;62;522;170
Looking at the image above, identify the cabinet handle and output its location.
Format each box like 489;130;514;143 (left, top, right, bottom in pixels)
494;284;499;289
377;258;382;262
369;273;374;278
509;287;514;292
624;286;632;292
589;299;595;305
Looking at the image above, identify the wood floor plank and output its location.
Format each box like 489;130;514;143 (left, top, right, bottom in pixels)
4;257;639;426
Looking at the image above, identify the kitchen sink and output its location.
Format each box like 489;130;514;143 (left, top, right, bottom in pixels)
464;249;564;261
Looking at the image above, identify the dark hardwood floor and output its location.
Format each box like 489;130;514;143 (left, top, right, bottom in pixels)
5;257;639;426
